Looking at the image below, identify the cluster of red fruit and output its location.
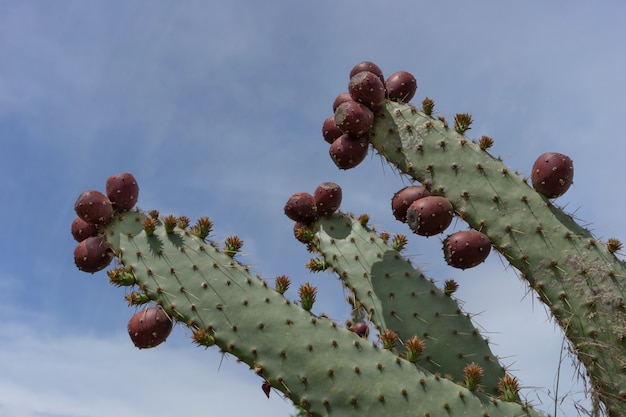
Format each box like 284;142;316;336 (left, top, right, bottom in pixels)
71;173;173;349
71;172;139;273
391;185;491;269
322;61;417;169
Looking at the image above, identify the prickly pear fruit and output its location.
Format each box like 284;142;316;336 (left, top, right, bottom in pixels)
127;306;173;349
74;190;113;226
531;152;574;198
443;230;492;269
333;100;374;136
385;71;417;103
349;61;385;85
322;115;343;144
329;134;369;169
284;192;318;224
348;71;386;111
314;182;342;216
73;236;113;273
391;185;431;222
406;196;454;236
71;216;98;242
332;92;353;112
106;172;139;212
261;382;271;398
350;322;369;338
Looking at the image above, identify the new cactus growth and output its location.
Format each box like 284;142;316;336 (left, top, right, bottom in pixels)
70;60;626;416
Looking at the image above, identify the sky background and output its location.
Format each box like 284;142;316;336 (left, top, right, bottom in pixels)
1;1;625;416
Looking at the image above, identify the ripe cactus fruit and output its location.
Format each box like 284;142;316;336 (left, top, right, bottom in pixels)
127;306;173;349
73;236;113;273
332;92;353;112
322;115;343;144
390;185;430;222
328;134;369;170
406;195;454;236
350;322;369;338
349;61;385;85
333;100;374;136
105;172;139;212
348;71;386;111
70;216;98;242
385;71;417;103
74;190;113;226
313;182;342;216
443;230;492;269
283;192;318;224
531;152;574;198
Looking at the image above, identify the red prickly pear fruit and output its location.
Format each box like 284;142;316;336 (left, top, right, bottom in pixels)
106;172;139;212
322;115;343;144
314;182;342;217
443;230;492;269
127;306;173;349
348;71;386;111
406;196;454;237
332;92;353;112
73;236;113;273
391;185;431;223
531;152;574;198
350;322;369;338
329;134;369;170
262;382;271;398
334;100;374;136
74;190;113;226
385;71;417;103
284;192;318;224
349;61;385;85
71;216;98;242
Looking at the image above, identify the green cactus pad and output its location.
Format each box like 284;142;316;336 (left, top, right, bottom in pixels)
310;212;506;394
368;100;626;415
102;210;545;417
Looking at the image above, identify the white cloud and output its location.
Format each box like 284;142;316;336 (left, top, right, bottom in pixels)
0;322;296;417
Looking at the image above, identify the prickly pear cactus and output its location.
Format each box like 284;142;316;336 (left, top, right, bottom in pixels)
70;62;626;417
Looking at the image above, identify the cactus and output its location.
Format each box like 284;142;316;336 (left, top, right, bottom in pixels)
70;63;626;416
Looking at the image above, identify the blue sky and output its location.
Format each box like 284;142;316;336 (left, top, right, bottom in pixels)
1;1;625;416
